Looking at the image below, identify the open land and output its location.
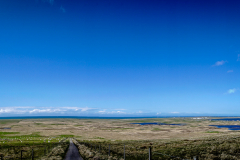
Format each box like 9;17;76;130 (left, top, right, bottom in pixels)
1;117;239;140
1;117;240;159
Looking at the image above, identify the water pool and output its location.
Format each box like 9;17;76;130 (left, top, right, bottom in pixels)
209;125;240;130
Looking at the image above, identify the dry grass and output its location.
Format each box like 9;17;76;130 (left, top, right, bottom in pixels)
1;117;239;141
1;117;240;159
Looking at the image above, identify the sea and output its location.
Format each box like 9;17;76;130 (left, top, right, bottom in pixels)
0;116;170;120
0;116;240;120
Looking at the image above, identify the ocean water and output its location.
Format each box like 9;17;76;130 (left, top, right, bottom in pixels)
0;116;166;120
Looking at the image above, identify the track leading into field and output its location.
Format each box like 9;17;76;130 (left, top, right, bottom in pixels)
64;138;83;160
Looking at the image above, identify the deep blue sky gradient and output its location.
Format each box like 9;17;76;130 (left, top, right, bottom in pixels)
0;0;240;116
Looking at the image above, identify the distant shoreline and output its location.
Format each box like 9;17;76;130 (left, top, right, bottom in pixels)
0;116;172;120
0;116;239;120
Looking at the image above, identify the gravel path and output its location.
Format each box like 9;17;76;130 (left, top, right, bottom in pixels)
64;138;83;160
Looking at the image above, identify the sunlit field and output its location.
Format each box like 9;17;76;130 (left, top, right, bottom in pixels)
1;118;240;159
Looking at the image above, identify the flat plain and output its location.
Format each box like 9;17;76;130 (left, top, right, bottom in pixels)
2;117;240;159
0;117;239;141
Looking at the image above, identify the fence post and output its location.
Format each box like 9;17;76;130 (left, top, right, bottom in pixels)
32;149;34;160
193;156;198;160
21;150;23;160
149;147;152;160
108;144;110;156
99;145;101;152
124;144;125;160
95;144;96;152
1;154;3;160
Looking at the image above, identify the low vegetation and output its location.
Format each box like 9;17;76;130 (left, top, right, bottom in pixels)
1;117;240;159
59;135;74;138
0;132;20;135
0;133;69;160
75;135;240;160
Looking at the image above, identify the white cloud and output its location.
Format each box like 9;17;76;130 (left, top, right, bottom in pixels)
227;70;233;73
106;111;125;114
170;112;179;114
61;106;95;112
0;107;132;115
80;107;91;112
60;6;66;13
97;109;128;114
117;111;125;114
227;88;237;94
0;106;97;115
99;110;126;114
61;107;80;110
0;107;30;114
213;60;227;66
29;109;64;114
98;110;106;113
0;108;23;114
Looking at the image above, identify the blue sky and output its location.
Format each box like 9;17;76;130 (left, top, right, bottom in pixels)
0;0;240;116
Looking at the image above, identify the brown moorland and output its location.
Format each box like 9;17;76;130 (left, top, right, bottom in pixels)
1;117;240;159
1;117;239;140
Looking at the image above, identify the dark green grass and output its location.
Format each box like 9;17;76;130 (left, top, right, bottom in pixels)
0;132;20;135
59;135;74;138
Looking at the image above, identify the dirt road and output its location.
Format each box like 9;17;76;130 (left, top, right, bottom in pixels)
64;138;83;160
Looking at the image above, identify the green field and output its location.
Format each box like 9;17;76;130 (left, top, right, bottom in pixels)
0;133;69;160
1;117;240;159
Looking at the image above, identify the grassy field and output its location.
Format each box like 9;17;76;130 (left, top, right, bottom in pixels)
0;117;240;159
0;135;69;159
74;134;240;160
0;124;69;160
